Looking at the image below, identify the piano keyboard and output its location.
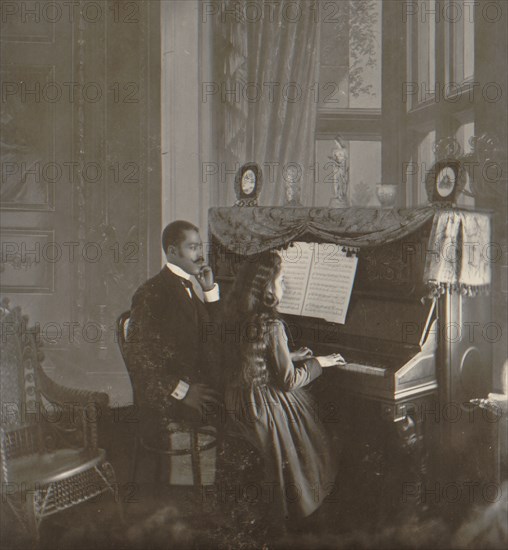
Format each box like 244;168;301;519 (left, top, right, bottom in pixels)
337;363;386;377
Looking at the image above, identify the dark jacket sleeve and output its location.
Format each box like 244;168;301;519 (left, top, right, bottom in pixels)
269;320;323;391
124;283;182;415
199;298;223;392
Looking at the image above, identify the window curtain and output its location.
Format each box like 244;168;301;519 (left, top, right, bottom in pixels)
216;0;321;206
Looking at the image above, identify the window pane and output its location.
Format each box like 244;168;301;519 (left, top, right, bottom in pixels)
349;1;382;108
408;0;436;106
418;130;436;204
447;0;475;83
406;130;436;206
455;120;475;207
427;0;436;87
314;139;381;207
349;141;382;205
417;0;436;100
319;0;382;110
463;12;474;79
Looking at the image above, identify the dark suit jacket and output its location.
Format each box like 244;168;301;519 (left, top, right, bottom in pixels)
125;266;220;427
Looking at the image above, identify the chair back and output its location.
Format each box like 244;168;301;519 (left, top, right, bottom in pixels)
116;311;130;363
1;303;112;493
0;307;42;432
1;307;48;478
116;310;140;411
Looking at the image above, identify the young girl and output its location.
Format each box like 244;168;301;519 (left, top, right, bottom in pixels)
222;250;345;524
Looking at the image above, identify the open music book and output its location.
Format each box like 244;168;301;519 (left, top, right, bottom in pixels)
278;242;358;324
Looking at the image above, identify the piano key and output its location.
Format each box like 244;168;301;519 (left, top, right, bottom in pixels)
336;363;387;377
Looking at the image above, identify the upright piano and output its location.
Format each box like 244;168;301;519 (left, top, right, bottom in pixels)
208;206;493;482
285;229;441;404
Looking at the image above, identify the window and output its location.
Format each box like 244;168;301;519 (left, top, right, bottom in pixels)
314;0;382;207
404;0;478;207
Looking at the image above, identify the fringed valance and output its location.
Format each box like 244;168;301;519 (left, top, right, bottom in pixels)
209;206;435;251
208;206;491;296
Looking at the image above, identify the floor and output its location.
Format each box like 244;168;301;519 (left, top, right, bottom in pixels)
3;479;507;550
1;407;506;550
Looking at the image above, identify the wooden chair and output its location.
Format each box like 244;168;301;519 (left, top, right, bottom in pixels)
0;304;118;543
116;311;218;488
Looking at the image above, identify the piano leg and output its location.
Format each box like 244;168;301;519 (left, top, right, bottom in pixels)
374;394;437;526
319;391;438;530
393;413;429;512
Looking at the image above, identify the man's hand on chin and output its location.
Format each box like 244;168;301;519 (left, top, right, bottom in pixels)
196;265;215;292
183;383;221;415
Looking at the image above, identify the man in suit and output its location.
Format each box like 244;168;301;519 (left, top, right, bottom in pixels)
125;220;221;429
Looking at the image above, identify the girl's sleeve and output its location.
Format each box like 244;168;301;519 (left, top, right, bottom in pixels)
269;320;322;391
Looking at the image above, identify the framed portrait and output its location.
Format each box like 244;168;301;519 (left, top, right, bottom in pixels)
425;159;465;204
234;162;262;206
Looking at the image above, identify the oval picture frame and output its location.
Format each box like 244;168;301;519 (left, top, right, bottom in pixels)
234;162;262;206
425;159;465;204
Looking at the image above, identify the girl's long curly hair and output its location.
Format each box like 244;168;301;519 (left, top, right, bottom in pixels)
223;251;282;387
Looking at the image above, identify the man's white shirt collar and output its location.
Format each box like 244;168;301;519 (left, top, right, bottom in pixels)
166;262;190;280
165;262;220;302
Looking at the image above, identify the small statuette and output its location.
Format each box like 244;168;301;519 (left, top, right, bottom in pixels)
328;136;350;208
284;164;302;206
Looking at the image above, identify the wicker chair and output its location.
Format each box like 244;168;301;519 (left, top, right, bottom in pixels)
116;311;217;488
0;305;118;543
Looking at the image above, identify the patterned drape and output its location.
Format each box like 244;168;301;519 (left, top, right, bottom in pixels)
208;206;492;294
209;206;435;250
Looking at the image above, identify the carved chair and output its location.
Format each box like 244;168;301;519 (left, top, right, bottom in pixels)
0;304;118;543
116;311;217;488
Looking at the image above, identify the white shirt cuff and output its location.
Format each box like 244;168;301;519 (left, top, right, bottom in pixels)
203;283;219;302
315;357;326;368
171;380;190;400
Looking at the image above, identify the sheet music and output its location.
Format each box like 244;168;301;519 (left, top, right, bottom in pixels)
278;242;358;324
277;242;314;315
302;244;358;324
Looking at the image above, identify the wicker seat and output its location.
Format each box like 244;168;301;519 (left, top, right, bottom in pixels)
0;304;117;543
116;311;218;487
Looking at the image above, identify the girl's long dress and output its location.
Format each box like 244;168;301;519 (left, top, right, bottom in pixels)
224;320;337;520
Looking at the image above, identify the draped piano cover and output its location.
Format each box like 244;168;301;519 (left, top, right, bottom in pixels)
424;209;491;297
208;206;491;296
